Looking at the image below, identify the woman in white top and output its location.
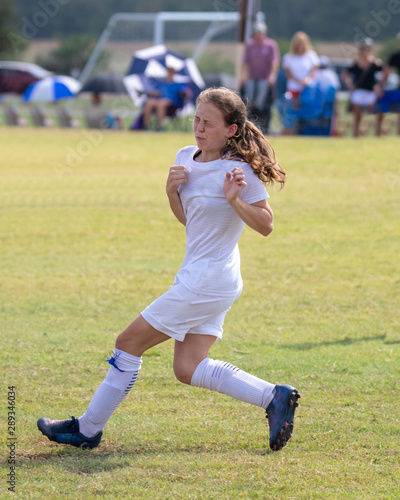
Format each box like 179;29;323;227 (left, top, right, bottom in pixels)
282;32;319;134
37;88;301;453
283;31;319;95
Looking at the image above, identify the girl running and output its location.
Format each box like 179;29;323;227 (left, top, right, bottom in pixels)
38;87;300;452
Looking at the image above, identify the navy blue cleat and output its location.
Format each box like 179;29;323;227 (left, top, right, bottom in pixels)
37;416;102;449
266;384;300;451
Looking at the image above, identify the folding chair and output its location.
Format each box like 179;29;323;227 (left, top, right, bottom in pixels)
30;105;53;127
55;105;79;128
295;84;337;136
1;102;25;126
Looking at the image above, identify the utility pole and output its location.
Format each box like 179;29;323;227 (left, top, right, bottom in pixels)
237;0;262;88
239;0;262;43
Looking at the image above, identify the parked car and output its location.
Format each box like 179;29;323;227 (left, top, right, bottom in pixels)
0;61;52;94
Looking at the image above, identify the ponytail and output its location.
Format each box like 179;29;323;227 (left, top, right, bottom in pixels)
223;120;286;189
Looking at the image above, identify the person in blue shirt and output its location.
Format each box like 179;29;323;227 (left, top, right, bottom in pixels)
143;67;188;130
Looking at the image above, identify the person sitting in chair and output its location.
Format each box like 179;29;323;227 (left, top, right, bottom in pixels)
342;38;382;137
281;31;319;135
84;92;123;130
142;67;189;131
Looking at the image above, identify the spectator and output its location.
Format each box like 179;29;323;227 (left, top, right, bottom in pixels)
342;38;382;137
376;32;400;136
240;21;280;131
84;92;123;130
314;56;341;90
283;32;319;95
142;67;189;131
313;56;341;136
281;32;319;134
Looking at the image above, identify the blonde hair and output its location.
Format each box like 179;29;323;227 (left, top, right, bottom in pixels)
196;87;286;189
290;31;313;55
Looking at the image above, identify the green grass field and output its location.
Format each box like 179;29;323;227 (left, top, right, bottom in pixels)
1;128;399;499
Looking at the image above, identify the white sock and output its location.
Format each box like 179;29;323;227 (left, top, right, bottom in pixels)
191;358;275;409
78;349;142;438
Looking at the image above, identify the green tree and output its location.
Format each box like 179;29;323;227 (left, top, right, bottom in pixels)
262;0;400;41
10;0;400;42
378;36;399;62
0;0;28;58
36;34;110;75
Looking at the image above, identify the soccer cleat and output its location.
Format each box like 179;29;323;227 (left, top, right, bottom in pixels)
266;384;300;451
37;416;102;449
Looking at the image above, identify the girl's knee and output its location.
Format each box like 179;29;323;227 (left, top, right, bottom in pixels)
173;360;195;385
115;330;130;351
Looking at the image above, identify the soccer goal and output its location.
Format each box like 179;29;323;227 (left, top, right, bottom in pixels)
79;11;241;85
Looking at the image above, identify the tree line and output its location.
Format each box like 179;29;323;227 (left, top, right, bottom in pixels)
6;0;400;41
1;0;399;65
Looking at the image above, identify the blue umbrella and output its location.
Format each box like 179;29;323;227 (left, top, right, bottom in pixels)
22;76;81;102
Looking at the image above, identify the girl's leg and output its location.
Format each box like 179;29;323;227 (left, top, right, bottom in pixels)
116;314;170;356
173;333;217;384
175;334;275;408
174;334;300;451
37;315;170;448
76;316;169;437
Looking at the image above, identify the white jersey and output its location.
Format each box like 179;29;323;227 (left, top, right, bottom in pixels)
174;145;268;297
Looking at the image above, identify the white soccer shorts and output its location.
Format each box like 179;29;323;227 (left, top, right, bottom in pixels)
141;282;241;342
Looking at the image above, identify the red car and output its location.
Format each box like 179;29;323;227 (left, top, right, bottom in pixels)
0;61;52;94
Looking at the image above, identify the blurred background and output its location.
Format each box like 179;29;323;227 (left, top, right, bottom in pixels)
1;0;399;135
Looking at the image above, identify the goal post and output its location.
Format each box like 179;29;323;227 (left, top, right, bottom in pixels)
79;11;241;86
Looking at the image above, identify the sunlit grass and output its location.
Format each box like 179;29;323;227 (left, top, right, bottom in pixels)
1;128;399;499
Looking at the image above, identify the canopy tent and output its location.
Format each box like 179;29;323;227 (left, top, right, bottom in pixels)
124;44;205;107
